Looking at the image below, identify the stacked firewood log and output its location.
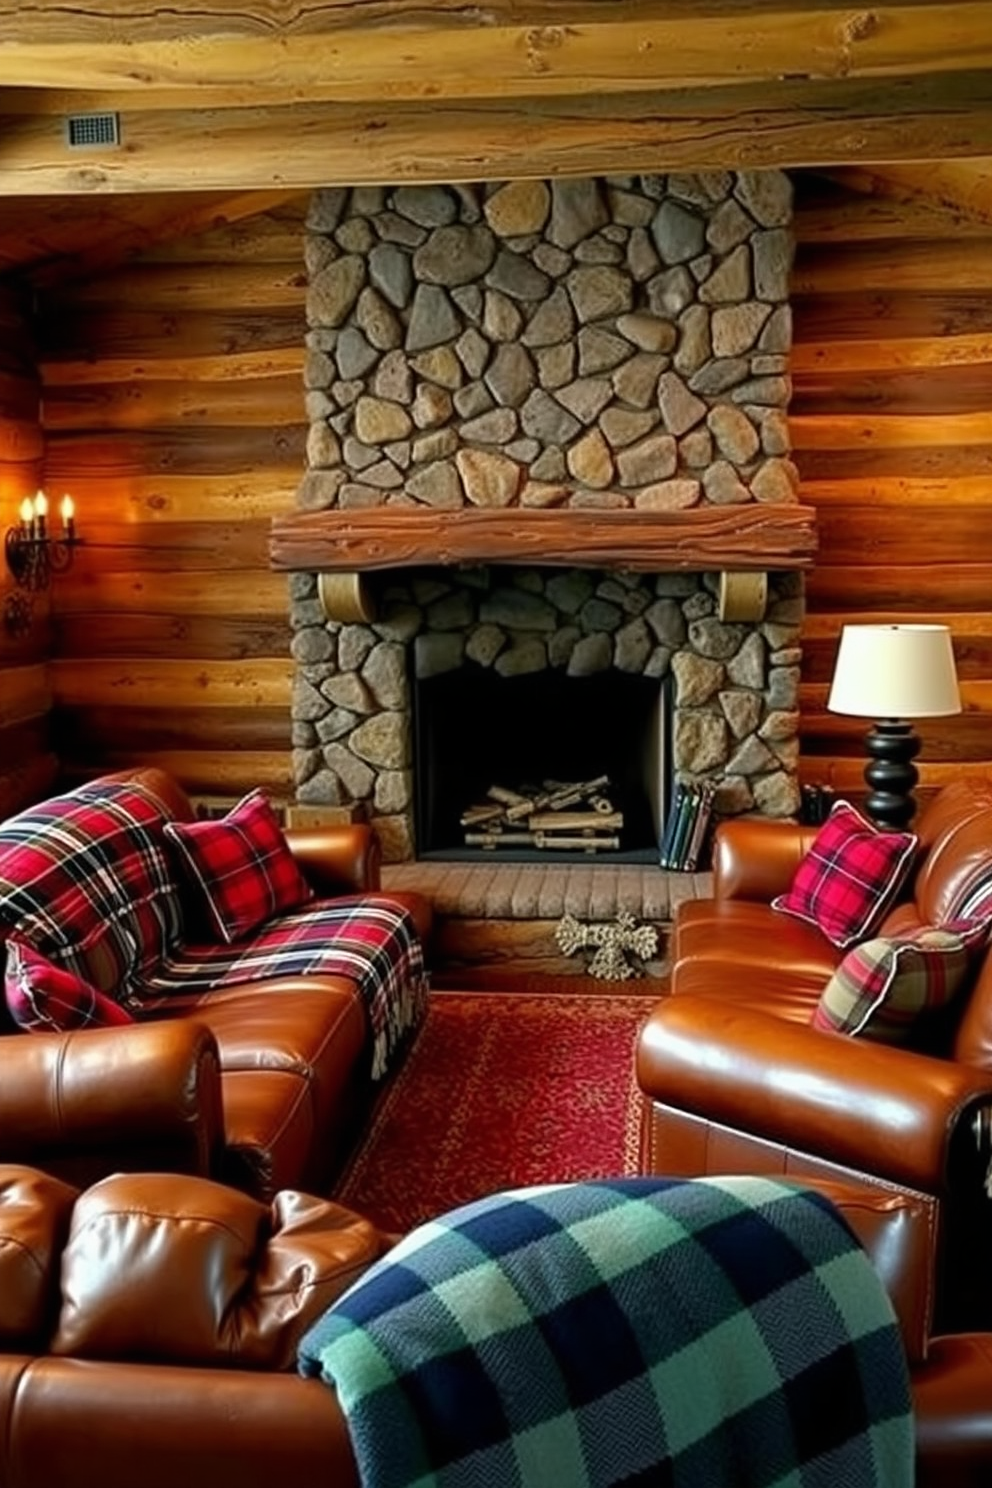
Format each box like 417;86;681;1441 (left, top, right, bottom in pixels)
460;775;622;852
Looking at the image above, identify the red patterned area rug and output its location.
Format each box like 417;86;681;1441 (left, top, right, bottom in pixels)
333;990;649;1233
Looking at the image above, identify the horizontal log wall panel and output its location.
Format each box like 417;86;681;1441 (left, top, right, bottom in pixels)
791;445;992;481
55;570;291;618
806;565;992;612
41;308;305;362
63;750;293;799
792;332;992;376
39;205;304;800
66;264;306;311
794;239;992;294
43;374;305;430
50;659;291;711
813;506;992;565
66;521;270;572
793;174;992;794
791;291;992;343
792;367;992;417
42;427;305;478
801;476;992;506
54;614;292;661
45;347;303;386
53;473;299;524
55;705;291;753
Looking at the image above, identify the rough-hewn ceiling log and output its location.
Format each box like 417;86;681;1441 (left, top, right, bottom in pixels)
4;71;992;195
269;505;819;574
2;1;992;193
3;3;989;103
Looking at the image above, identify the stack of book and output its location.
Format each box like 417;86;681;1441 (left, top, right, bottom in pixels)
659;782;716;871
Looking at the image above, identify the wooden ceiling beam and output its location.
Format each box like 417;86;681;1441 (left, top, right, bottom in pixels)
2;2;991;105
3;71;992;195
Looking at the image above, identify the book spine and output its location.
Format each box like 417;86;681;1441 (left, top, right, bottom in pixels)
683;783;716;871
658;784;684;868
670;784;699;872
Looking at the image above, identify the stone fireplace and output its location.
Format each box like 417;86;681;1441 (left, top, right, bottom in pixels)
282;170;808;863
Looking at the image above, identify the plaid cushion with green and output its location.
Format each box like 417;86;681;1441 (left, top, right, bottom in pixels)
300;1175;913;1488
0;778;184;994
813;921;987;1043
163;789;313;944
943;854;992;924
133;895;426;1080
772;799;917;949
5;941;135;1033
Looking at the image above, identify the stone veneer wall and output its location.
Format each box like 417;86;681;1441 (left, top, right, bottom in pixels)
290;170;803;862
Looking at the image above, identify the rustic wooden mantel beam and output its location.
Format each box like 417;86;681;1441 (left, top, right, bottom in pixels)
269;506;818;574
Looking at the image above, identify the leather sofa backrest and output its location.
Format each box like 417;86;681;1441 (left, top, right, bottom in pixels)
0;1167;77;1348
895;783;992;1069
0;1166;385;1372
908;806;992;928
52;1173;385;1369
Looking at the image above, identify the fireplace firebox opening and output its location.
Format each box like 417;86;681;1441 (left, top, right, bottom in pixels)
413;665;669;863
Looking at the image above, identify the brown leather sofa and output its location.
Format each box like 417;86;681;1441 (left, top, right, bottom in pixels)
0;768;432;1204
636;779;992;1333
0;1161;987;1487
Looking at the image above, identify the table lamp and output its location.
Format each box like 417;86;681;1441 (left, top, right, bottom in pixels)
826;623;961;830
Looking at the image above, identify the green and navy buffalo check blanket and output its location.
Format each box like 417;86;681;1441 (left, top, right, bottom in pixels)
299;1176;914;1488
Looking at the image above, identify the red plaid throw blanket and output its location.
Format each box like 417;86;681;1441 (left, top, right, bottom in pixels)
134;895;427;1080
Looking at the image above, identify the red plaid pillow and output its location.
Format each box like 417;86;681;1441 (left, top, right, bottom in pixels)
164;790;313;944
5;941;135;1033
812;922;987;1043
772;800;917;949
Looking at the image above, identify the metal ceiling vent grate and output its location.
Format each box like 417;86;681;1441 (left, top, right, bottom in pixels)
65;113;121;149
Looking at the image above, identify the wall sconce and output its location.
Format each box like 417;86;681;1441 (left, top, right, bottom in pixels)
3;491;81;636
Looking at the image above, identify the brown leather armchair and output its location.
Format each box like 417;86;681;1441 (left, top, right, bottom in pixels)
637;780;992;1334
0;1163;987;1486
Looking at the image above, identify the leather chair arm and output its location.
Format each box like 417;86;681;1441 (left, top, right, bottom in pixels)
285;824;382;895
711;818;823;901
637;996;992;1195
0;1022;224;1188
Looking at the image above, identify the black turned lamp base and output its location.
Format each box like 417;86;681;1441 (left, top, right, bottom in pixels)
862;721;921;830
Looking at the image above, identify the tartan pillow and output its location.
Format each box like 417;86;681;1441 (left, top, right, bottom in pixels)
163;790;313;944
772;800;917;949
0;777;184;992
5;941;135;1034
812;923;987;1043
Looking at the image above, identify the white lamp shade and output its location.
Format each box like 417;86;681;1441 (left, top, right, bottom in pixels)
827;624;961;720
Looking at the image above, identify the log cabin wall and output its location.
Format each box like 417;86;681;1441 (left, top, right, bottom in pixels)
791;174;992;807
0;280;56;817
19;169;992;819
36;202;309;803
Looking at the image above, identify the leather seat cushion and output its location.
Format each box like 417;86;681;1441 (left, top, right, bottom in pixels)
674;899;841;981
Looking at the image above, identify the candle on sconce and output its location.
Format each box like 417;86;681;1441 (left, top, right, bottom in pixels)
18;497;33;536
33;491;48;539
61;495;75;541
